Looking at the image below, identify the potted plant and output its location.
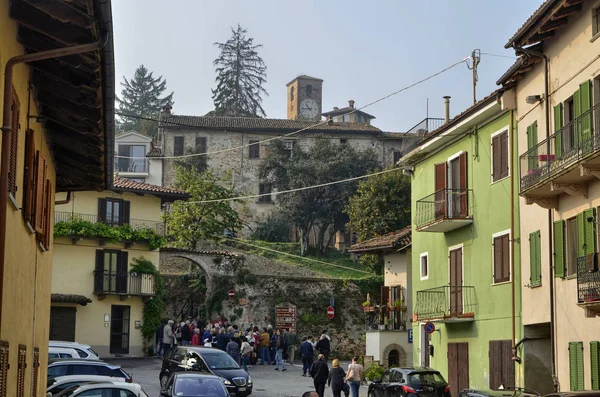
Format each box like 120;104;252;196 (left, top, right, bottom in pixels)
364;362;385;383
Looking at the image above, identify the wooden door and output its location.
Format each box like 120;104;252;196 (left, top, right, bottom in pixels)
49;307;76;341
449;248;463;316
448;343;469;397
458;153;468;217
489;340;515;389
110;305;130;354
434;162;447;219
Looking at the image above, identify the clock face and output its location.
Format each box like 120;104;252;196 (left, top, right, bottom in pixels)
300;99;319;119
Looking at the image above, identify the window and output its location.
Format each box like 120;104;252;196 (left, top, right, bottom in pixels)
569;341;584;391
493;233;510;283
249;140;260;159
343;114;350;122
340;139;347;144
0;341;8;397
195;137;207;154
420;253;429;280
529;230;541;287
491;130;509;182
283;141;294;158
98;198;130;226
594;7;600;37
258;183;272;203
393;151;402;164
435;152;468;219
526;121;538;172
489;340;515;389
47;365;68;378
306;84;313;97
17;344;26;397
117;145;147;172
95;250;129;294
8;90;20;197
22;129;35;225
174;136;184;156
576;208;596;263
77;389;114;396
591;341;600;390
563;218;578;277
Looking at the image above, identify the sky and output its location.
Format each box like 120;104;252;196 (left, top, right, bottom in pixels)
112;0;543;133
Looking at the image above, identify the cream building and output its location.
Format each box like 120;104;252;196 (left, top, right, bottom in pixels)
349;227;413;368
499;0;600;392
51;177;186;357
114;131;164;186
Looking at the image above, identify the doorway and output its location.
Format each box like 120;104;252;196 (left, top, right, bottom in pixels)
448;342;469;397
49;307;76;341
110;305;130;355
449;247;463;316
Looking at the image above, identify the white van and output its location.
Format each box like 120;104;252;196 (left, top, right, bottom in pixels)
48;341;100;360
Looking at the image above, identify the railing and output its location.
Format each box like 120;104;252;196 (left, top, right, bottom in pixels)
415;189;473;229
55;212;165;236
414;285;476;321
406;118;446;135
519;103;600;192
577;255;600;304
93;270;156;296
364;306;408;331
115;158;149;173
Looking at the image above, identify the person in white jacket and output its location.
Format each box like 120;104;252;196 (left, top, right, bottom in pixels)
240;337;254;371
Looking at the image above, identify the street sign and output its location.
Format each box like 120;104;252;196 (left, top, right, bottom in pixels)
327;306;335;320
276;304;297;332
408;329;413;343
424;321;435;334
228;289;235;299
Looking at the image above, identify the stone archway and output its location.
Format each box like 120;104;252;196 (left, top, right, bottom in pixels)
381;343;407;368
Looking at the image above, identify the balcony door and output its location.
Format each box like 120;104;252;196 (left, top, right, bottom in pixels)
449;247;463;316
95;250;128;294
435;153;468;220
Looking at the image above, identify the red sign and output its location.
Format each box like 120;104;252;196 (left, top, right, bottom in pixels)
276;304;297;333
228;289;235;299
327;306;335;320
424;321;436;334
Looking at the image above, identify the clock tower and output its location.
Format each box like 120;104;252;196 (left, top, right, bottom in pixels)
286;75;323;121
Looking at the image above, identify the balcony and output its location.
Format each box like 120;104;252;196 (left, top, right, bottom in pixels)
93;270;156;299
406;117;446;135
577;255;600;316
115;158;149;174
415;189;473;232
55;212;165;236
364;305;408;332
413;285;476;323
519;103;600;202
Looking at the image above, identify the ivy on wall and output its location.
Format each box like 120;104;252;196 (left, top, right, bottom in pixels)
130;257;165;350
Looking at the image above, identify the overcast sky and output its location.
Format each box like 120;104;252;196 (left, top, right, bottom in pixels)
112;0;542;132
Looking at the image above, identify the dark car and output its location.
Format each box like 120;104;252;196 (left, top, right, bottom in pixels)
161;372;230;397
47;359;132;383
460;387;540;397
159;346;252;396
545;393;600;397
368;367;450;397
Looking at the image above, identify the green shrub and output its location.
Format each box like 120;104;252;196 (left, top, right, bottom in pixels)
365;362;385;381
251;215;291;242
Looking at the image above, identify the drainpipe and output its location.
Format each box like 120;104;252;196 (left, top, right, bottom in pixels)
510;108;517;364
0;36;108;333
514;45;557;392
54;191;72;206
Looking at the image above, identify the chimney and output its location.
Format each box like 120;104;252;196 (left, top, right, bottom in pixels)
333;107;339;111
443;96;451;123
161;103;172;118
348;100;355;109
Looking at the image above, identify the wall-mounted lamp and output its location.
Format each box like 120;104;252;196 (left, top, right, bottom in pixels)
526;95;543;104
402;168;414;176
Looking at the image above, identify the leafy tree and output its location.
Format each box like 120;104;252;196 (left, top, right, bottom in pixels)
259;138;379;256
165;167;243;249
345;170;411;242
116;65;174;138
212;24;268;117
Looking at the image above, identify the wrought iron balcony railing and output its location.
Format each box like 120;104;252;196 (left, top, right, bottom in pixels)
406;118;446;135
364;305;408;332
519;102;600;192
115;158;150;173
55;211;165;236
414;285;476;322
577;255;600;304
415;189;473;232
93;270;156;296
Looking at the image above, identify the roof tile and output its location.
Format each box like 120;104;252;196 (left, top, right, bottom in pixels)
349;226;412;253
113;175;187;197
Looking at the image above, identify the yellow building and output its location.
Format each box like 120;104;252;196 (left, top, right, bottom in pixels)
0;0;115;396
51;177;186;357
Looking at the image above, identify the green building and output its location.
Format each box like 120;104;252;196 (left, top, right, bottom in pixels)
398;91;522;394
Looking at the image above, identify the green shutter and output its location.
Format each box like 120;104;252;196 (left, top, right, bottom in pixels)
570;342;585;391
574;87;582;148
554;221;565;278
585;208;597;255
591;341;600;390
554;104;563;157
530;231;542;286
577;342;585;390
527;122;538;171
578;212;587;258
581;81;593;152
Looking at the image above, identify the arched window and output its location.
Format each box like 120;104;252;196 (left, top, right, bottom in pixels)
306;84;313;96
290;86;295;101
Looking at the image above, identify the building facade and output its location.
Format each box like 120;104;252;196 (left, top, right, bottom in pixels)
499;0;600;392
399;92;521;395
114;131;163;186
51;178;186;357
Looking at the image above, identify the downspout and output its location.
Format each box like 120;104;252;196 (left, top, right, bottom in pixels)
55;191;72;206
510;108;517;363
0;36;108;333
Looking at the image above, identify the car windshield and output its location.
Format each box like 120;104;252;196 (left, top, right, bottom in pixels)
174;378;228;397
200;352;240;370
408;372;447;385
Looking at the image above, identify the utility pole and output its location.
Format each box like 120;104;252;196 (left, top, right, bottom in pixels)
469;49;481;105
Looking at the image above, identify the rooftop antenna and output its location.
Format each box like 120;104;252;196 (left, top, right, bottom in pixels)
467;49;481;104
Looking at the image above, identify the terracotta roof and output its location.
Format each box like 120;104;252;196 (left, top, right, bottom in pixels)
286;75;324;86
349;226;412;253
161;247;244;259
51;294;92;306
113;175;188;198
496;44;543;86
322;107;376;119
146;146;163;157
160;115;381;133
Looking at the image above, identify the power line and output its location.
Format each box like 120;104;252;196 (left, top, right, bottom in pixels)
115;56;470;160
480;52;518;60
185;167;402;204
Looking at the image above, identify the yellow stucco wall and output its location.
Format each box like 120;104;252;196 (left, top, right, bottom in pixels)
0;1;57;396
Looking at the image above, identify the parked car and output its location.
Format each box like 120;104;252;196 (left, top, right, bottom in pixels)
47;375;126;396
368;367;450;397
49;341;100;360
545;393;600;397
460;387;540;397
161;372;230;397
47;359;132;383
52;381;148;397
159;346;252;396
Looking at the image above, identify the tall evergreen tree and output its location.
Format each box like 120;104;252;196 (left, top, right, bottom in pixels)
116;65;174;138
212;24;268;117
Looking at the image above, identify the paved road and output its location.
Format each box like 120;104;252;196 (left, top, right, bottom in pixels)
111;358;368;397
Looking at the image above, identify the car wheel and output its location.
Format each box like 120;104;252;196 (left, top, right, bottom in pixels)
160;373;169;387
368;391;376;397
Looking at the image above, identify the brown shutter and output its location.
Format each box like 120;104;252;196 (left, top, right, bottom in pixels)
8;91;20;195
448;343;459;397
502;234;510;281
380;285;390;306
434;162;447;219
489;340;503;388
459;152;468;217
43;181;53;248
492;135;500;181
500;131;509;178
97;199;107;223
122;200;131;225
502;340;515;387
34;151;47;234
494;236;502;283
31;347;39;397
434;162;447;191
94;250;104;292
23;129;35;223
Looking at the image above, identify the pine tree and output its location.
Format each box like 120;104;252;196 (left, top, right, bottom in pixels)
116;65;174;138
212;24;268;117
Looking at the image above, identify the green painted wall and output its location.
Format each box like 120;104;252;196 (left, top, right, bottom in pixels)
411;111;523;388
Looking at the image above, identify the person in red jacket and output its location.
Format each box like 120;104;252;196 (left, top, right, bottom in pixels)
191;328;201;346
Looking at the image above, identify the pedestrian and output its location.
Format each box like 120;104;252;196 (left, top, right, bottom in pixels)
162;320;175;357
191;328;201;346
284;328;297;364
273;329;287;371
241;337;254;372
328;359;346;397
259;327;272;365
315;334;331;362
345;356;364;397
155;320;165;358
310;354;329;397
299;336;315;377
202;325;212;345
216;327;229;351
181;320;192;346
226;337;240;363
